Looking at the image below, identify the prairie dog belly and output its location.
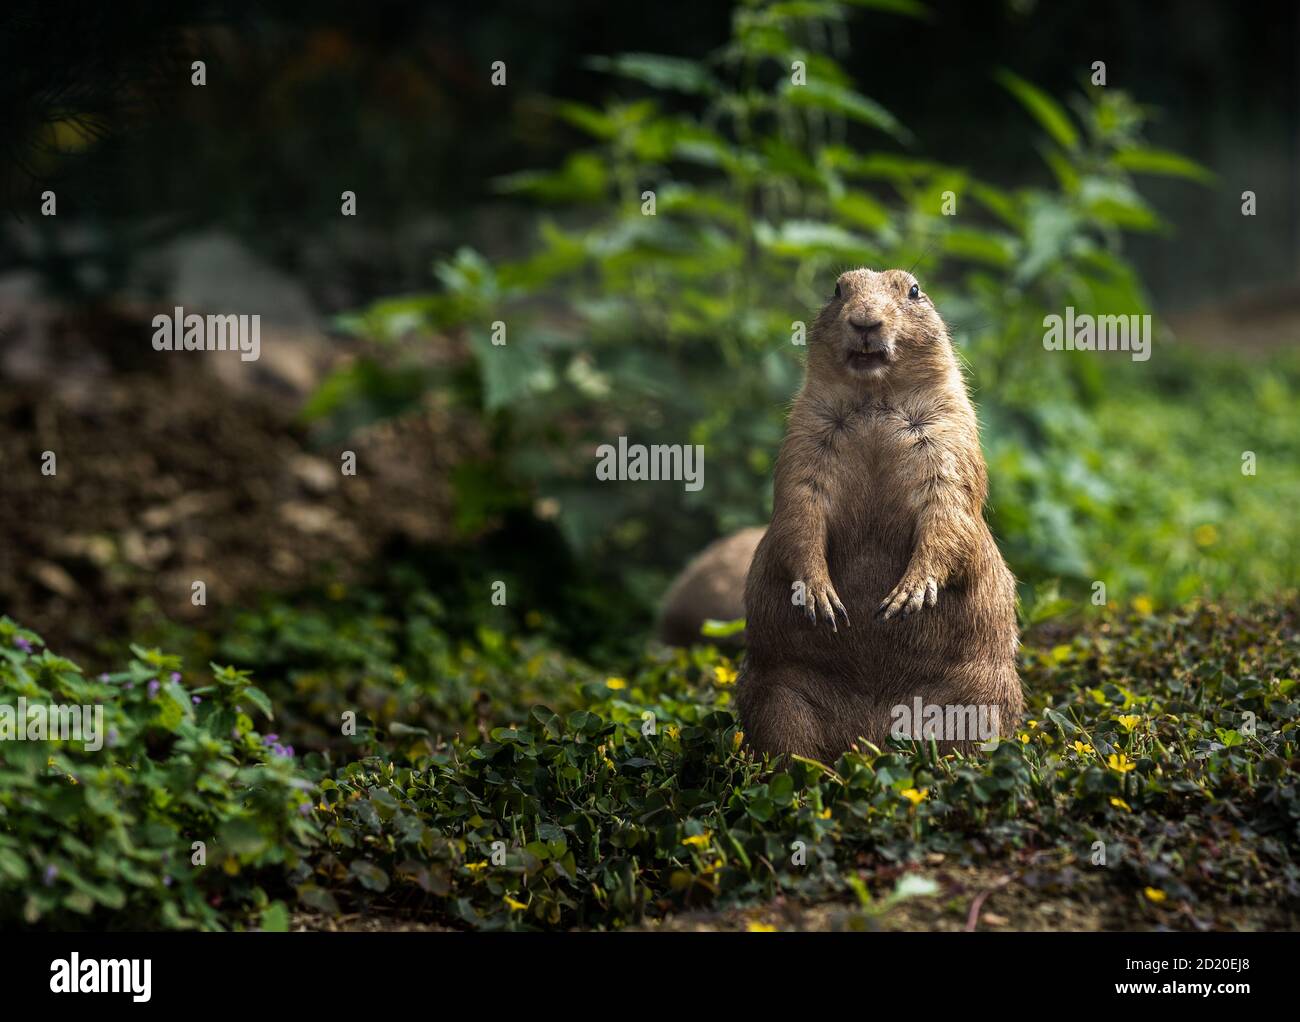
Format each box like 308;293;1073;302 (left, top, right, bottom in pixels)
735;265;1021;761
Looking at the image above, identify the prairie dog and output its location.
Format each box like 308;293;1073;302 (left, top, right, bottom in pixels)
736;268;1021;761
657;527;765;648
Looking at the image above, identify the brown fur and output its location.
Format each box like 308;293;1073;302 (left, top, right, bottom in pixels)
658;527;765;647
736;268;1021;762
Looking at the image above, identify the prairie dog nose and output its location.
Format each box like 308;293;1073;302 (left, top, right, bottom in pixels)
847;311;883;334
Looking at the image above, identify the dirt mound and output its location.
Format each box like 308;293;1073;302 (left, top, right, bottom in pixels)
0;299;481;663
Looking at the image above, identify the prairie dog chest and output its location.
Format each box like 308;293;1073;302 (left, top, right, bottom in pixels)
808;398;947;515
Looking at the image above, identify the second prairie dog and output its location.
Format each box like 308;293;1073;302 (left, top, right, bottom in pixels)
657;527;764;647
736;268;1021;761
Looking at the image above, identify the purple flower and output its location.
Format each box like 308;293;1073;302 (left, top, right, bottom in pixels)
124;681;135;690
163;876;173;888
107;729;119;746
169;672;181;684
99;673;110;682
14;637;33;653
147;679;161;698
263;734;279;746
298;803;311;816
43;864;58;886
191;695;201;705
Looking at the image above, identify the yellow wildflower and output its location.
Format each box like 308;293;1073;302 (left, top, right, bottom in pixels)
504;895;528;911
1107;753;1137;773
746;921;777;932
1110;797;1132;812
682;833;711;848
1115;714;1141;732
605;677;627;690
900;787;928;806
1144;887;1167;904
1132;595;1154;616
713;663;738;686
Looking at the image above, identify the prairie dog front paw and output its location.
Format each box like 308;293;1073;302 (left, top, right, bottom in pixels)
877;570;938;621
791;570;850;631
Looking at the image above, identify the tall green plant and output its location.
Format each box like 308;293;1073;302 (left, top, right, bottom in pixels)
320;0;1213;608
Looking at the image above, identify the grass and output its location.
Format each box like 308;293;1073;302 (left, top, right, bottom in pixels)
6;593;1298;930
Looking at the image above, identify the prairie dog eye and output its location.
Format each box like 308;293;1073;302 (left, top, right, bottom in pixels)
834;282;842;299
908;282;920;300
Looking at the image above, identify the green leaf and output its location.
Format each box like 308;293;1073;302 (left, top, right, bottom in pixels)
220;818;268;857
552;101;619;140
833;191;892;231
996;69;1078;150
782;79;909;141
746;796;775;822
260;901;290;932
754;219;878;257
296;885;340;916
941;227;1017;267
494;152;609;204
586;53;716;94
349;860;390;893
1079;177;1161;231
467;324;558;412
700;617;746;638
769;772;795;806
1111;146;1215;183
241;686;274;721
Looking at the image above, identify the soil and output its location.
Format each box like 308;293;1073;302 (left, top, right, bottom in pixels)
0;298;484;665
290;863;1295;932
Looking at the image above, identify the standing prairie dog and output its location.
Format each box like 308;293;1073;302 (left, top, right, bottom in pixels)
737;268;1021;761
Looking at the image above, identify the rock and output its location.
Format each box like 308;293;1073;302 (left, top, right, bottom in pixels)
130;231;338;402
289;454;339;495
0;271;111;411
140;491;224;530
28;560;79;598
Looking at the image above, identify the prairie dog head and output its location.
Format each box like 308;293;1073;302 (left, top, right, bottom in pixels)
807;268;954;392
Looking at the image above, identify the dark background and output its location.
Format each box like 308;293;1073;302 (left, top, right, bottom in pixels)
3;0;1296;317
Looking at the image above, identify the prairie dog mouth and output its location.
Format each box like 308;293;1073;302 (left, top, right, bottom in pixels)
846;349;890;372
